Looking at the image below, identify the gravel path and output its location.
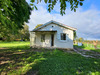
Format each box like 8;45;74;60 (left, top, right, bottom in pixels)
74;47;100;58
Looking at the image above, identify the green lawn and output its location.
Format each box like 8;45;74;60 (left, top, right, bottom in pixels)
74;43;100;53
0;41;30;48
0;41;100;75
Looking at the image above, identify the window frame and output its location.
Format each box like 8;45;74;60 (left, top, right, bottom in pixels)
41;34;45;42
61;33;66;40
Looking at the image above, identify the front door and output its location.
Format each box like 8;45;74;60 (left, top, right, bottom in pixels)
51;34;54;46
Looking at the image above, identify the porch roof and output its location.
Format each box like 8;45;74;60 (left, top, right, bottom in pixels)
32;30;57;32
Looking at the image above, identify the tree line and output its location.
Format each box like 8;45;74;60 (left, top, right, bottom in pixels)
0;24;29;41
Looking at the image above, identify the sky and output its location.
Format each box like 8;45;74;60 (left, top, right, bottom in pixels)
26;0;100;40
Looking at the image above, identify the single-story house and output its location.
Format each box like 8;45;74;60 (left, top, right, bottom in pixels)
30;20;77;49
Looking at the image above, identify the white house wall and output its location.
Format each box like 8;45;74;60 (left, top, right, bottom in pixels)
30;32;35;46
35;32;51;47
31;23;74;49
39;24;74;40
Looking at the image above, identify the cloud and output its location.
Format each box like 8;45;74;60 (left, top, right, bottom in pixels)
27;2;100;40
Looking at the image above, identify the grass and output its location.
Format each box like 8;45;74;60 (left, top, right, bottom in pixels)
0;41;30;48
38;50;100;75
0;41;100;75
74;43;100;53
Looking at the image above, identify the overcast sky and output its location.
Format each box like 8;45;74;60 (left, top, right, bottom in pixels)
26;0;100;40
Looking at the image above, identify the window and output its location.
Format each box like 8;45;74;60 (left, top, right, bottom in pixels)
41;34;45;42
61;33;66;40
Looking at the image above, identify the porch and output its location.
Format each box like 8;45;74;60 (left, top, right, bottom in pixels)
31;30;57;47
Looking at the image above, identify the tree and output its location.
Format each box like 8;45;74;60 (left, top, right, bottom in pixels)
19;24;30;41
73;31;77;40
34;24;43;29
0;24;30;41
0;24;15;41
0;0;32;33
78;37;84;42
30;0;84;15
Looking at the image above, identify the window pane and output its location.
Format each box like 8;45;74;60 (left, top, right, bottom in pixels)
63;34;66;40
61;33;66;40
41;34;45;42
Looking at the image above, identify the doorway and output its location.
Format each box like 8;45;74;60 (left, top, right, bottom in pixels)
51;34;54;46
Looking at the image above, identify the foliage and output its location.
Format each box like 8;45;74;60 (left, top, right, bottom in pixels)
73;30;77;40
19;24;30;41
0;0;32;33
34;24;43;29
0;25;17;41
0;24;30;41
78;37;84;42
30;0;84;15
75;37;84;42
0;41;100;75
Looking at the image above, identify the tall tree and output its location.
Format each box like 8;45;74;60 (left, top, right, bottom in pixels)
0;0;32;33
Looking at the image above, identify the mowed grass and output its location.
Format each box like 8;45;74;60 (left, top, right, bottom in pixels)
0;41;30;48
74;43;100;53
0;41;100;75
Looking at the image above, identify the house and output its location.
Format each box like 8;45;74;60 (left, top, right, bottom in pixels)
30;20;77;49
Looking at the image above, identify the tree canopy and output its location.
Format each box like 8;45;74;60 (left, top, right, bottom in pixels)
34;24;43;29
30;0;84;15
0;0;32;33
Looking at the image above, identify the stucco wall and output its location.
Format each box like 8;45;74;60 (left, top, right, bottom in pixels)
39;23;74;40
31;23;74;49
30;32;35;47
35;32;52;47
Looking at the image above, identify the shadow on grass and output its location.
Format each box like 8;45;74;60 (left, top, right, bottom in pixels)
0;48;100;75
0;47;45;75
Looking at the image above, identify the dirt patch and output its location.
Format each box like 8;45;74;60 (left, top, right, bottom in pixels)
13;52;25;54
0;60;14;65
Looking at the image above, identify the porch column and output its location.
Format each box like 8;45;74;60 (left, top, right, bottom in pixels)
30;32;36;47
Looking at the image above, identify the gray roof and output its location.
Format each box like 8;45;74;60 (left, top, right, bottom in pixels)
32;20;77;31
